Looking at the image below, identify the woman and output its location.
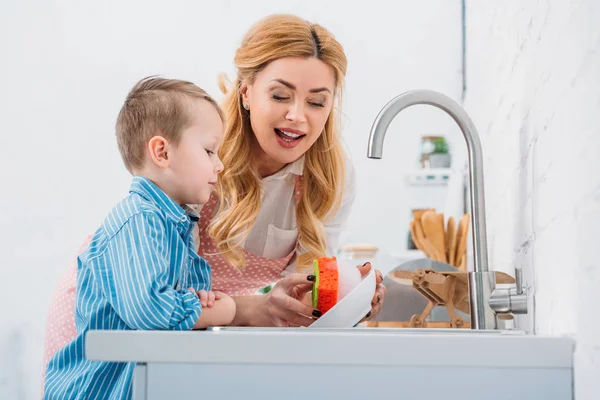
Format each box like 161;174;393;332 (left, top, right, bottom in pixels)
196;14;386;327
43;13;386;380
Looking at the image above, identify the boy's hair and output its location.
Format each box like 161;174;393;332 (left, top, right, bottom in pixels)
116;76;224;173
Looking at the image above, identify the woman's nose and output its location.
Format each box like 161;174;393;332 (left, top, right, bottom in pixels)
215;157;224;173
286;102;307;123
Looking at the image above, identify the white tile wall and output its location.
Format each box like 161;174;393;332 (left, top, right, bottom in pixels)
464;1;600;398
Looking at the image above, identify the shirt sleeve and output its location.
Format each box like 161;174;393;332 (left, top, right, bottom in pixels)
95;212;201;331
282;158;357;275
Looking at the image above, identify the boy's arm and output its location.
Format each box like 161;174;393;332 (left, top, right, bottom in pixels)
96;212;201;331
193;292;236;329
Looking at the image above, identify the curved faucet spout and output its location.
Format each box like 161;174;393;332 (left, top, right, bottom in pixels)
367;89;491;329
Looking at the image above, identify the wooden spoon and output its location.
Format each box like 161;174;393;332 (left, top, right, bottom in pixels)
414;218;442;261
454;214;470;268
422;210;446;263
446;217;457;266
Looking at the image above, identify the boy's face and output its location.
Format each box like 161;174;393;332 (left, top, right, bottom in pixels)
168;99;224;205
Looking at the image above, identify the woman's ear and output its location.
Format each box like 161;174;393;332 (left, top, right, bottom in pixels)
240;84;250;110
148;135;170;169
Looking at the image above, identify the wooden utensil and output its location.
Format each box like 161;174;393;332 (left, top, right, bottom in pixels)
411;209;431;251
435;213;446;262
446;217;457;267
412;220;441;261
421;210;447;263
412;208;434;221
409;220;424;253
454;214;470;270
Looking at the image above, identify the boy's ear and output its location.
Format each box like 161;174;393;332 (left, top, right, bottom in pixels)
148;135;170;169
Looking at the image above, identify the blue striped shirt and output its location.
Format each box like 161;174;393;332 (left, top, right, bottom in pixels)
44;176;211;400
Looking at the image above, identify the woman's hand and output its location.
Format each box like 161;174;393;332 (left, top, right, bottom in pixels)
356;262;386;322
254;273;322;327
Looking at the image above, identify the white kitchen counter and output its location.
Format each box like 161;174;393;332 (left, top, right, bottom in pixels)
86;327;574;400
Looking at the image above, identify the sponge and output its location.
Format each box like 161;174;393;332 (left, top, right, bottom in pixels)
311;256;339;313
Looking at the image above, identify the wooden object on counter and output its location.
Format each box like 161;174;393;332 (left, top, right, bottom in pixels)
390;269;469;328
364;321;472;329
368;269;516;329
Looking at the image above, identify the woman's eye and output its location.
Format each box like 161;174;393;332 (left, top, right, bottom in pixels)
205;149;214;155
309;102;325;108
272;95;289;101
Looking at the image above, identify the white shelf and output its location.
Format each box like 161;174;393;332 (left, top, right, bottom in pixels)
406;168;457;186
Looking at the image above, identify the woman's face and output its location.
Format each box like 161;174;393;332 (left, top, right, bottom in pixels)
241;57;336;175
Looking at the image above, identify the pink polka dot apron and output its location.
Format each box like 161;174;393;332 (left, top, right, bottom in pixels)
197;176;304;296
41;235;91;393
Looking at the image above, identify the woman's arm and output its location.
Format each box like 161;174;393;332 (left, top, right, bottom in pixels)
230;295;262;326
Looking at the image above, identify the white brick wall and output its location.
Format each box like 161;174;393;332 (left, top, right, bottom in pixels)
464;1;600;397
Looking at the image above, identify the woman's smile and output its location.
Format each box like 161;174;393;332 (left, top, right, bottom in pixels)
274;127;307;148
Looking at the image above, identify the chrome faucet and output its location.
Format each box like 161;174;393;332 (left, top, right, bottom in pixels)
367;90;527;330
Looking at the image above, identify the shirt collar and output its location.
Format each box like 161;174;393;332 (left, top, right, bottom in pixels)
262;155;305;182
129;176;198;235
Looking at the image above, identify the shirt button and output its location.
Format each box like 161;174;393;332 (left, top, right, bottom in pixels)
180;216;187;223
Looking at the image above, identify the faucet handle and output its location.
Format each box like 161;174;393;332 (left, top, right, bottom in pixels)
515;268;523;295
489;268;528;315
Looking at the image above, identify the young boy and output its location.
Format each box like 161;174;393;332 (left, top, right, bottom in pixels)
43;76;236;399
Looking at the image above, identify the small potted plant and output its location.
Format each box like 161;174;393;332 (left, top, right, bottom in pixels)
428;137;451;168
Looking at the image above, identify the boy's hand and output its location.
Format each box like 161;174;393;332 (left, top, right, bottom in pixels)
189;288;220;308
212;291;225;301
193;291;237;329
198;290;215;308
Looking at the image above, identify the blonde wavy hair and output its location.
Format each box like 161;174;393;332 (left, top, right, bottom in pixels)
208;14;348;271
